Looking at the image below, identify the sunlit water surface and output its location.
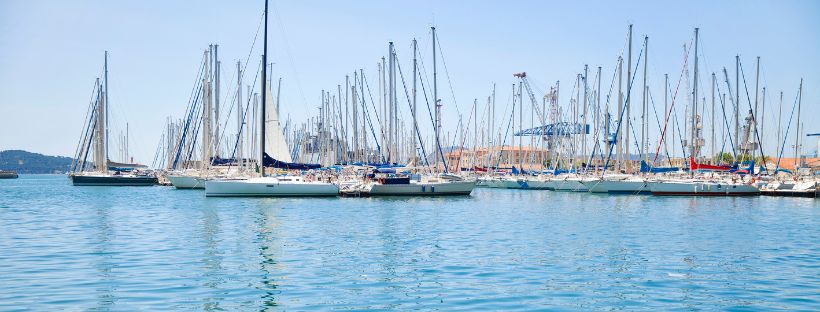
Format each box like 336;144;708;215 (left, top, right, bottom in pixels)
1;175;818;310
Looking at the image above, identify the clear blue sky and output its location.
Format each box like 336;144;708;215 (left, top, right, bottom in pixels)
1;0;818;163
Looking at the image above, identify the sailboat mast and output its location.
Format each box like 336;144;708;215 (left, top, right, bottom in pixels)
641;36;648;163
103;51;109;170
625;24;632;171
214;44;220;158
260;0;268;177
582;64;588;163
432;26;440;172
664;73;668;162
690;28;699;164
777;91;783;161
412;39;418;163
202;49;212;170
617;56;623;168
794;79;802;165
735;55;740;155
237;60;244;168
711;73;716;162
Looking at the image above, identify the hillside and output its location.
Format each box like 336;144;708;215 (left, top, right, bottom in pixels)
0;150;73;174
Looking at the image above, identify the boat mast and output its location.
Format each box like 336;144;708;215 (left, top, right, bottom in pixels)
432;26;440;173
202;49;212;171
616;56;623;169
582;64;589;165
625;24;632;171
412;38;418;163
103;51;109;171
641;36;648;164
711;73;716;163
664;73;668;163
794;78;802;167
260;0;268;177
690;28;699;167
754;57;760;126
760;86;766;155
237;60;243;169
777;91;783;161
734;55;740;156
214;44;220;158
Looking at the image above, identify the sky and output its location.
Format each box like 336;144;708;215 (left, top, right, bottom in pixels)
1;0;818;164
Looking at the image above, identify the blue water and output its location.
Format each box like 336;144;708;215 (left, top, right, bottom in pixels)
0;175;818;311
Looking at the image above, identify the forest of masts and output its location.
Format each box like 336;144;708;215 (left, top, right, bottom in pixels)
150;25;807;175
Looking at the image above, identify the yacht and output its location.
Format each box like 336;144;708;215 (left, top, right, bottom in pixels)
585;175;650;194
649;178;759;196
203;3;337;198
205;175;338;197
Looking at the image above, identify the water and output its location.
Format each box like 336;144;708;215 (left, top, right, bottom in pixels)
0;175;818;311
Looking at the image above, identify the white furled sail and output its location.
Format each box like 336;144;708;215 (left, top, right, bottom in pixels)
264;81;292;163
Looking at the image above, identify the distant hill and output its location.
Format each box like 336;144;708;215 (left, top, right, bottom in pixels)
0;150;73;174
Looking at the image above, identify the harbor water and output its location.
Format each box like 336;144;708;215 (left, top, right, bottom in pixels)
1;175;818;310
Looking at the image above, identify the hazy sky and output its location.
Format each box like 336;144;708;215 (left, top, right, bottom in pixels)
1;0;818;163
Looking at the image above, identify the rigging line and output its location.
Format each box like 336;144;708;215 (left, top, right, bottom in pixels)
602;43;645;177
360;72;385;161
72;79;101;172
270;1;310;111
774;84;801;172
150;131;165;169
362;69;387;148
719;68;739;159
171;61;206;169
212;9;265;164
415;48;448;171
74;82;101;173
652;38;693;166
183;96;205;168
647;89;673;165
455;102;477;171
715;70;737;163
227;59;263;168
213;66;239;157
171;53;207;157
80;86;104;173
394;51;430;167
434;32;463;121
738;60;767;172
494;97;516;170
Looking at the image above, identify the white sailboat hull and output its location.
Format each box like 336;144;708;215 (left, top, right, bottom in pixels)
368;181;476;196
481;178;508;189
205;177;339;197
552;178;589;192
167;175;206;189
649;181;759;196
586;178;650;194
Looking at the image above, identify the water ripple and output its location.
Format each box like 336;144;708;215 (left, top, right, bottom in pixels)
0;175;818;310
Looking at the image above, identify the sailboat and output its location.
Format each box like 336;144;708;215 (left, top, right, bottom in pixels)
647;28;759;196
205;0;338;197
356;170;476;196
342;27;475;197
0;170;18;179
69;52;157;186
585;174;651;194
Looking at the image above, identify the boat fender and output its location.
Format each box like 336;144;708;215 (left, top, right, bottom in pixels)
421;185;425;192
431;186;435;193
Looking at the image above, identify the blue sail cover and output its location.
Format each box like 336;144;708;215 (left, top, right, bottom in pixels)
732;161;755;175
640;160;680;173
210;157;238;166
543;169;575;175
349;162;405;168
262;153;321;170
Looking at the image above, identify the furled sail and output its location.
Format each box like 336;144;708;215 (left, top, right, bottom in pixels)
264;80;292;163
